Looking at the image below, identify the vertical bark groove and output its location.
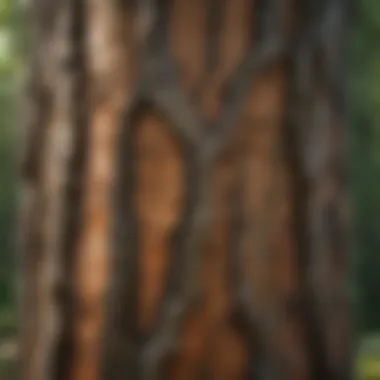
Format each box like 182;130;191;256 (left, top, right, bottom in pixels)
287;1;351;379
54;1;89;378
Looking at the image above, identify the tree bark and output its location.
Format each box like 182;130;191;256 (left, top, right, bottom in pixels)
19;1;352;380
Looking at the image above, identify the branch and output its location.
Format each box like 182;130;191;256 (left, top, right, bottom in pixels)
100;91;143;380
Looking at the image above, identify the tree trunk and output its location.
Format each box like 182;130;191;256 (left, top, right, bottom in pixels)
19;1;352;380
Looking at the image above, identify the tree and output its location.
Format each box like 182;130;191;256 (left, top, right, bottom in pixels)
19;1;352;379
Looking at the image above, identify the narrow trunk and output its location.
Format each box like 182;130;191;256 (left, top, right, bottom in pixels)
19;1;352;380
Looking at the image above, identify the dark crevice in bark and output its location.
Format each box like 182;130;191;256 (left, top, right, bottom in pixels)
141;154;208;380
254;0;283;40
53;0;89;379
192;0;226;106
284;63;329;380
101;100;143;380
228;160;292;380
228;167;259;379
285;1;351;379
204;0;225;78
138;0;171;57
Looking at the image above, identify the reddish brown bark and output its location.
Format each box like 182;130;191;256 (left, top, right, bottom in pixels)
20;1;351;380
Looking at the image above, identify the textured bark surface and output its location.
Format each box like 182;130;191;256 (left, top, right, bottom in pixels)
19;1;351;380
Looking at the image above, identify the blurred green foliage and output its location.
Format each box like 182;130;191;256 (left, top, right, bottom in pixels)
0;0;16;319
357;334;380;379
349;0;380;334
